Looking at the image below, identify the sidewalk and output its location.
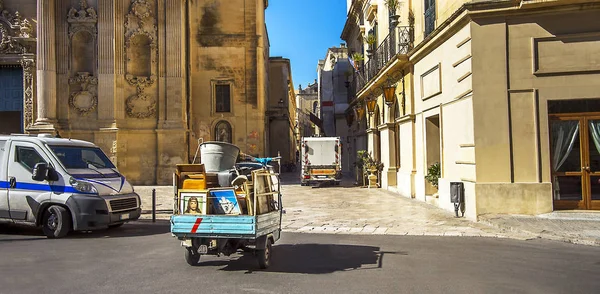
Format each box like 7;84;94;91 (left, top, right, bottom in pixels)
133;172;600;246
478;212;600;246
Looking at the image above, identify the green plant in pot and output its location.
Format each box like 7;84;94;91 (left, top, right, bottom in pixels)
357;150;383;188
425;162;440;189
385;0;401;26
365;34;377;53
352;52;364;62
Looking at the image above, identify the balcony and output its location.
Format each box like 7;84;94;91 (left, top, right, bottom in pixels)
354;26;414;93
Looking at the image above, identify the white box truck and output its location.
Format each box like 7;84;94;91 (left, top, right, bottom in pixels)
300;137;342;186
0;134;141;238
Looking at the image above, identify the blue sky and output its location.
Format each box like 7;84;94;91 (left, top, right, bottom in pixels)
266;0;348;90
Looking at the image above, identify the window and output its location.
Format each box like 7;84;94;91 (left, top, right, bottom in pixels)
424;0;436;37
49;146;116;170
16;146;46;172
215;84;231;113
214;121;232;143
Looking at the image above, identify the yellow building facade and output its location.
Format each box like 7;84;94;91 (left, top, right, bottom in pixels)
267;57;297;163
0;0;270;185
343;0;600;219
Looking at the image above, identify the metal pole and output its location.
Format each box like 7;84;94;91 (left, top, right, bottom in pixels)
152;188;156;223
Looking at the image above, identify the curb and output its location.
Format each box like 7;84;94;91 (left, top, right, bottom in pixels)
478;217;600;247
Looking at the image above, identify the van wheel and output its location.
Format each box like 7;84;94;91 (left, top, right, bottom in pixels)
42;205;71;239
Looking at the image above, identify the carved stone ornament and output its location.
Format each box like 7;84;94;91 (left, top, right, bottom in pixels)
68;72;98;116
68;0;97;38
126;92;156;119
0;0;35;54
68;0;97;23
124;0;157;118
131;0;152;20
20;58;35;128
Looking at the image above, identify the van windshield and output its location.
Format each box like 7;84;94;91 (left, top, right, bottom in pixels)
49;146;116;170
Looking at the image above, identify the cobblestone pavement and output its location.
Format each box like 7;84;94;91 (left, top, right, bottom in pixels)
275;173;528;239
134;172;531;241
133;171;600;245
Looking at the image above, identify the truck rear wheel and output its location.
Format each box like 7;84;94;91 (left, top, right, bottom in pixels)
257;238;272;269
185;248;201;266
42;205;71;239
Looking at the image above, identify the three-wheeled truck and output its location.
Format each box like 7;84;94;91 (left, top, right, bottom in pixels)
170;141;282;268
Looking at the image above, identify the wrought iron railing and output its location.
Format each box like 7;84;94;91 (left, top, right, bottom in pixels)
354;26;414;93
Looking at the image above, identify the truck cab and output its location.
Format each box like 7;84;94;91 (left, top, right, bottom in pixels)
0;134;141;238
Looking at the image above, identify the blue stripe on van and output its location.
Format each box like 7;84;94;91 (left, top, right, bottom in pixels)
0;180;96;195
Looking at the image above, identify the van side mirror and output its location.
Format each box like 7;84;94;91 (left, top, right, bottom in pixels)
32;162;48;181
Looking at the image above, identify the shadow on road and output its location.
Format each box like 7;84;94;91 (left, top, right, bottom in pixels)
0;219;170;240
208;243;408;274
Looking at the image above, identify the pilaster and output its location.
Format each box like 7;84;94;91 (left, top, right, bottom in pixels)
56;0;69;128
114;0;127;122
98;0;116;127
34;0;57;130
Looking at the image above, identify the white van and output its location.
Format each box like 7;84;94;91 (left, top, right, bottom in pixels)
0;134;141;238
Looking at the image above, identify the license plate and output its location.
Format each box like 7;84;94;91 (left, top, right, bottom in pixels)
198;245;208;254
120;213;129;220
317;176;327;178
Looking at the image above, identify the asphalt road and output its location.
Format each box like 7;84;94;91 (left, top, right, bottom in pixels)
1;221;599;294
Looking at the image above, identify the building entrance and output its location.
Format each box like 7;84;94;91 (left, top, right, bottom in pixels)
549;99;600;210
0;66;24;134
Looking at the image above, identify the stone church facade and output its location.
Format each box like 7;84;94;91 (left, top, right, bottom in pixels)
0;0;270;185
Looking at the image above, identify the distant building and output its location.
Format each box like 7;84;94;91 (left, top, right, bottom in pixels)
267;57;297;163
317;45;361;174
295;81;319;142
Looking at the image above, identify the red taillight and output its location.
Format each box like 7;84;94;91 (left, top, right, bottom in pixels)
303;175;310;179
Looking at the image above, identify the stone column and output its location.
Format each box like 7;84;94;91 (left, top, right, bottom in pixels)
98;0;116;126
381;123;398;187
34;0;57;129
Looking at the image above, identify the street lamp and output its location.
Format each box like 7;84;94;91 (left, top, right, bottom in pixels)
366;96;377;116
345;110;354;127
354;102;365;125
383;84;396;107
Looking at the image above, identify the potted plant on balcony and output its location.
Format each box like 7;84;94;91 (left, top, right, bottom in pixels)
385;0;401;27
351;52;364;71
364;34;377;57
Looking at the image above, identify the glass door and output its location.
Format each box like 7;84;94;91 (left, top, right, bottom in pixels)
550;118;584;209
586;117;600;209
551;116;600;210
